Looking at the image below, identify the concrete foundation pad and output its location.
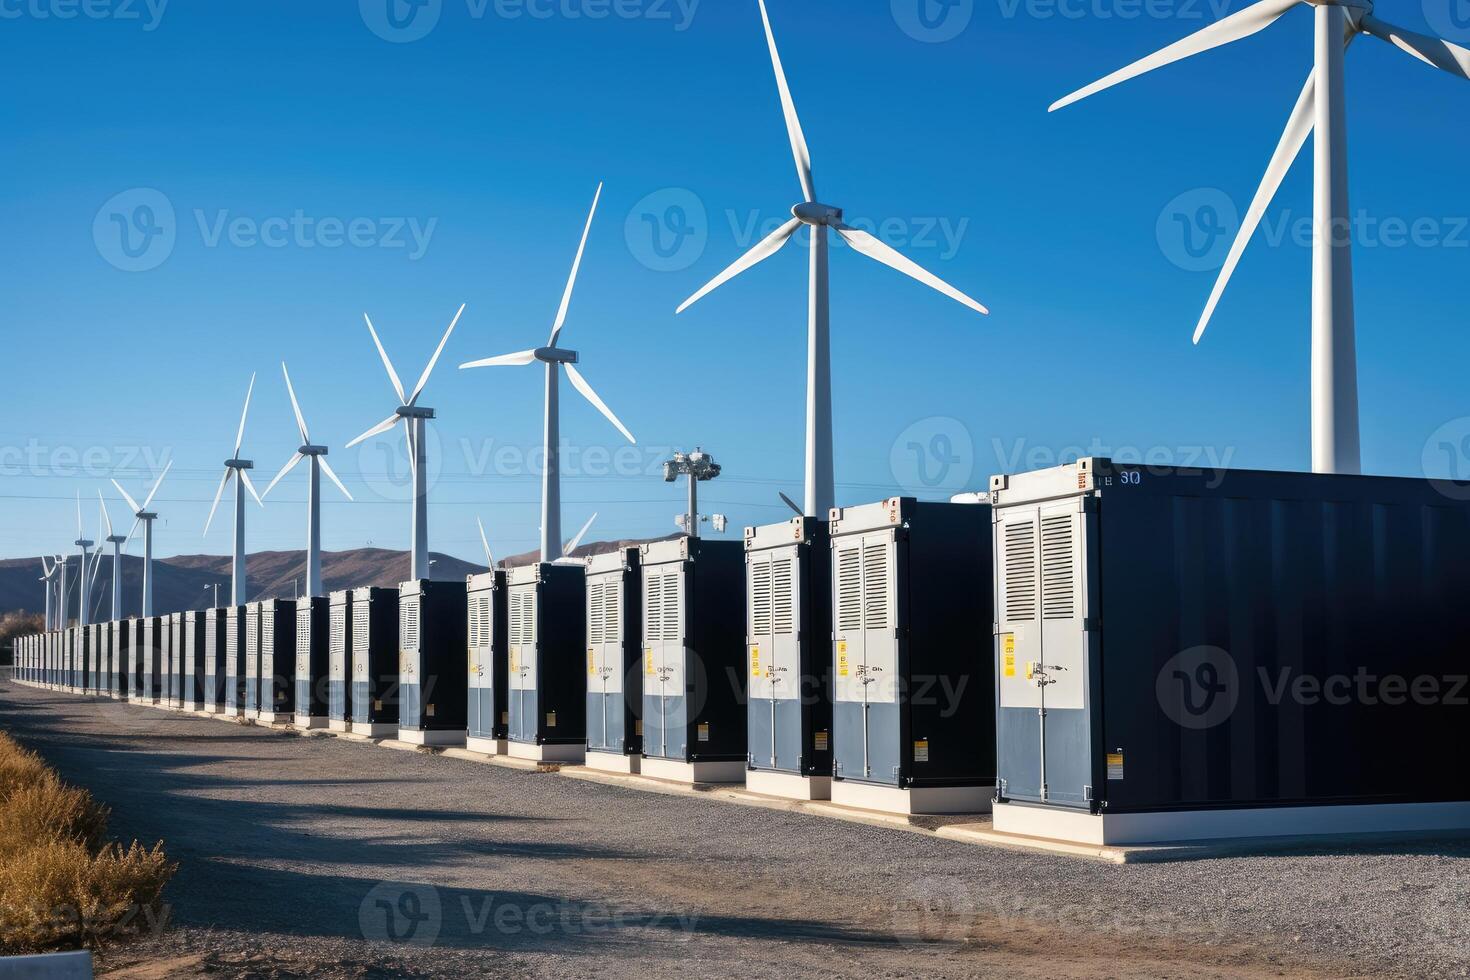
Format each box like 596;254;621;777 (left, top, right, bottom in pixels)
464;736;506;756
203;704;223;714
745;770;831;801
584;751;640;775
830;780;993;817
992;800;1470;847
442;747;544;770
351;722;398;738
397;729;465;747
639;757;746;785
257;712;288;725
506;741;585;764
328;719;352;733
293;715;328;731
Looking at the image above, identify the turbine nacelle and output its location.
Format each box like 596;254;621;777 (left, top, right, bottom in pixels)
299;444;330;456
1304;0;1370;10
792;202;843;226
106;535;128;545
74;539;94;548
534;346;579;364
137;512;157;521
395;405;436;420
224;458;254;470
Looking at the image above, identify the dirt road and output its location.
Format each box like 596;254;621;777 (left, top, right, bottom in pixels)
3;683;1458;979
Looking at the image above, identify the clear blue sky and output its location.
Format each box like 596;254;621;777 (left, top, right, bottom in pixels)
3;0;1469;564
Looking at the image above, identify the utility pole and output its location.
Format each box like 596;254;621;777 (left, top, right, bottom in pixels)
663;448;727;538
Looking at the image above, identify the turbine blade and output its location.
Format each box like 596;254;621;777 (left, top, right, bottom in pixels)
565;512;597;555
319;456;354;501
565;363;636;445
281;362;310;444
140;460;173;511
549;184;603;347
408;302;467;406
779;491;803;516
263;452;305;498
234;372;256;457
677;216;801;314
757;0;816;202
834;224;989;315
1049;0;1300;112
98;489;114;537
1361;14;1470;81
240;468;265;507
364;313;407;404
1194;66;1316;344
476;516;494;568
345;413;401;449
460;349;539;369
76;490;82;536
125;517;141;548
204;469;231;536
112;478;142;516
41;555;53;577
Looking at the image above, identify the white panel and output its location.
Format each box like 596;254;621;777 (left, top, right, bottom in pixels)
997;511;1042;710
1038;501;1086;711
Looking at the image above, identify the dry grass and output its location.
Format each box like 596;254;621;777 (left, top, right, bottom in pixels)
0;732;175;954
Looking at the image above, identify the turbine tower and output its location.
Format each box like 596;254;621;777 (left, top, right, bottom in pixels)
39;557;57;630
345;304;465;582
205;374;265;605
677;0;989;518
1050;0;1470;474
73;493;94;628
460;184;636;563
113;461;173;617
264;362;355;597
95;490;129;621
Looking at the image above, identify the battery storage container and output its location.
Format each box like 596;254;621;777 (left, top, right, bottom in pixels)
351;587;400;737
224;605;249;717
828;497;994;816
258;599;297;724
327;590;354;732
397;580;467;746
639;536;747;784
139;616;162;703
466;571;508;755
584;548;643;774
202;608;227;712
991;458;1470;845
165;612;182;708
294;596;329;729
745;516;833;800
504;563;587;763
181;611;205;710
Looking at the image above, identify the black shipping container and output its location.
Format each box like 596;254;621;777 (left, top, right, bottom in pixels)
294;596;329;727
328;590;354;729
991;457;1470;816
351;587;400;734
398;580;467;742
202;609;227;711
140;616;162;702
258;599;297;722
505;563;586;759
182;611;206;710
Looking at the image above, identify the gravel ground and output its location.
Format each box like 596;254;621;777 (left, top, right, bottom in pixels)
2;682;1464;979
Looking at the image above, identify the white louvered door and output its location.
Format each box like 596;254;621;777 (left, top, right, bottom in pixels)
997;503;1086;711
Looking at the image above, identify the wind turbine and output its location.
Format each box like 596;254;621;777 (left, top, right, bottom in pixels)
113;460;173;618
345;304;465;582
460;184;636;563
73;492;94;628
1050;1;1470;475
476;516;495;570
263;363;355;597
91;490;129;622
676;0;989;518
556;513;598;566
39;557;58;630
205;374;265;605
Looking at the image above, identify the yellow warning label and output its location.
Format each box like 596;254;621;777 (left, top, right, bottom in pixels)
1002;634;1016;678
913;739;930;763
645;649;654;676
426;703;435;717
1107;751;1125;780
751;646;761;677
697;722;710;742
587;650;597;676
837;640;849;678
546;712;557;727
814;731;828;752
1025;661;1035;681
635;719;643;736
